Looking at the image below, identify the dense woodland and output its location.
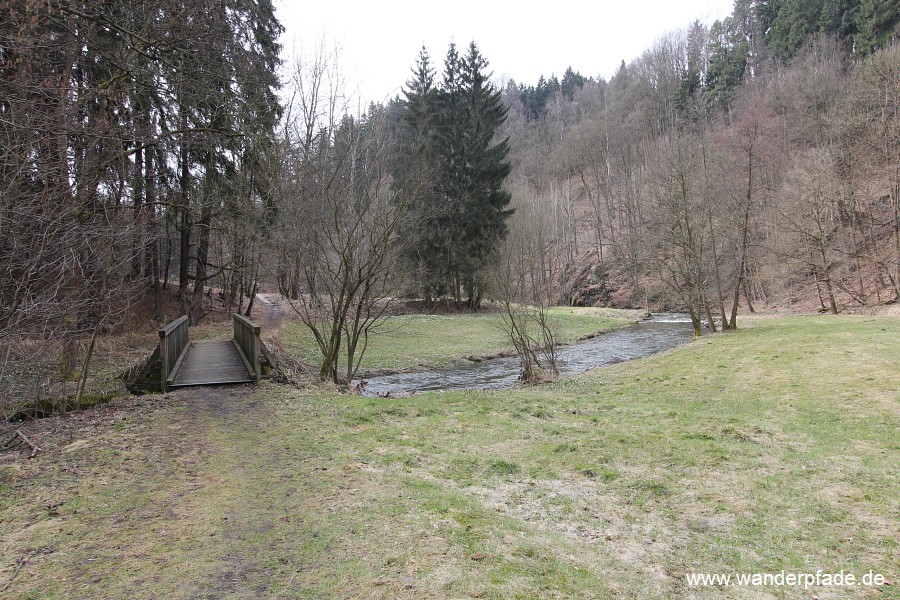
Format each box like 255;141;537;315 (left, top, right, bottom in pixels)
1;1;899;395
496;0;900;337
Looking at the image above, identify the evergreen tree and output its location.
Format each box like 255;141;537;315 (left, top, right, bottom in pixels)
396;41;512;308
452;42;513;307
760;0;898;61
519;75;562;119
706;16;750;111
395;47;446;301
560;67;587;100
854;0;900;54
753;0;783;36
768;0;827;60
403;47;439;150
676;21;707;119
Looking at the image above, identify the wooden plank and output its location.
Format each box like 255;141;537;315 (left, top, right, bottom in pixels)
170;340;254;387
158;315;189;336
232;339;254;378
166;341;192;385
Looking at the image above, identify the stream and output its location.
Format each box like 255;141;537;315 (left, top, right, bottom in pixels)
360;313;694;397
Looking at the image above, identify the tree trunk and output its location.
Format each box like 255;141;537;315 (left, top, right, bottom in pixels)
143;157;155;280
822;270;839;314
163;211;172;289
703;292;718;333
742;278;755;313
729;149;754;330
132;113;144;279
75;324;99;408
702;136;729;330
244;282;258;318
818;244;839;314
688;307;702;337
152;237;163;321
147;142;163;321
893;179;900;299
179;205;191;316
178;133;191;316
191;205;211;325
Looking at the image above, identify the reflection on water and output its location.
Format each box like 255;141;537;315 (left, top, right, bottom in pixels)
360;313;694;397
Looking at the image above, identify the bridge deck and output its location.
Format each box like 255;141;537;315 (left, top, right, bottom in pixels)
170;340;254;387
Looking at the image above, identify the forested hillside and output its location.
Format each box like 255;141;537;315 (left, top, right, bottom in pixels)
497;0;900;334
1;0;898;400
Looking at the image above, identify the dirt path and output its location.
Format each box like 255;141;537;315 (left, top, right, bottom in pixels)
250;293;292;328
0;385;280;599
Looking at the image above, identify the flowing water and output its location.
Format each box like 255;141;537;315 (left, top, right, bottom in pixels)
360;313;694;397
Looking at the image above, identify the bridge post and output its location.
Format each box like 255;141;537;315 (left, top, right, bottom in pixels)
158;316;190;392
233;314;261;381
159;328;167;394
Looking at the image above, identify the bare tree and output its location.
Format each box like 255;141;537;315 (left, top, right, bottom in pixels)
492;207;562;384
777;148;843;314
715;90;784;328
1;2;146;416
842;44;900;300
277;111;412;383
644;134;716;336
272;45;413;384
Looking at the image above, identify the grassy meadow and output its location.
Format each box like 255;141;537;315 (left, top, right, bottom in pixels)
0;314;897;598
274;306;639;375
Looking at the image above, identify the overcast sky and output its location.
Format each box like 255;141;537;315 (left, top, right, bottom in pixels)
275;0;736;106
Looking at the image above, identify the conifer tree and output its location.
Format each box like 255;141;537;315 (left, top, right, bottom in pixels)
397;42;512;308
451;42;513;307
394;47;446;303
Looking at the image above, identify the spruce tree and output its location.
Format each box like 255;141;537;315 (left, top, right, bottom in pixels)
397;42;512;308
706;17;750;110
395;47;448;303
433;42;469;303
854;0;900;55
452;42;513;307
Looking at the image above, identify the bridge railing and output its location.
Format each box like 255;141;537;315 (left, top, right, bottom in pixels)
233;314;261;381
158;315;189;393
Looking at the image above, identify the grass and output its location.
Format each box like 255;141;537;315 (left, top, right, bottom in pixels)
1;316;239;420
273;306;635;374
0;314;897;598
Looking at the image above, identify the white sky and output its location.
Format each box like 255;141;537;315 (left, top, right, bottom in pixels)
275;0;736;106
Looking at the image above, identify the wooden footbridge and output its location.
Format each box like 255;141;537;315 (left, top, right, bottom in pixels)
124;314;275;392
